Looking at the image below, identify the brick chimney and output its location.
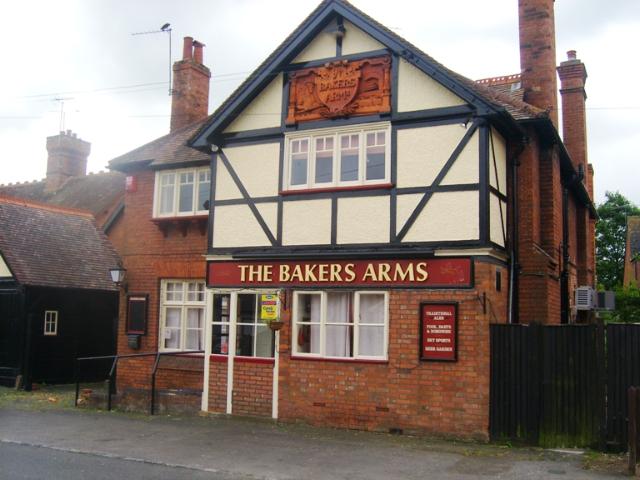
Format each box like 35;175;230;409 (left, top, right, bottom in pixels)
519;0;558;128
45;130;91;192
557;50;589;189
170;36;211;132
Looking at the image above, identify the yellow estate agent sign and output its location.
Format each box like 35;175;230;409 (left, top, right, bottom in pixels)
260;294;278;321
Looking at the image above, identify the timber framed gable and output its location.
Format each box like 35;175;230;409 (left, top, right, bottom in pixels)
196;0;512;261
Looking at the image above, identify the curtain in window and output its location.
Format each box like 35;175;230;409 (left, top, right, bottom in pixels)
325;293;351;357
164;307;181;349
358;294;385;357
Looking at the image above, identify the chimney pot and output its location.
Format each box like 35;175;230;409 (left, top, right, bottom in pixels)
193;40;205;64
567;50;577;60
182;37;194;60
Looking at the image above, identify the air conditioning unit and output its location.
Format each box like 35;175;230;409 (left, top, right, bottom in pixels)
575;286;595;311
596;290;616;311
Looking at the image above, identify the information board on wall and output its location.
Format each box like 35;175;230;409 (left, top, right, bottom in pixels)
420;303;457;362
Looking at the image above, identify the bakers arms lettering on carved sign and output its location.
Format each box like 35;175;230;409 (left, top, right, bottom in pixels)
286;55;391;125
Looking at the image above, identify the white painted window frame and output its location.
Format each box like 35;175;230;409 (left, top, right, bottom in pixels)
158;280;206;352
283;122;391;191
291;290;389;361
153;167;211;218
44;310;58;336
208;290;277;359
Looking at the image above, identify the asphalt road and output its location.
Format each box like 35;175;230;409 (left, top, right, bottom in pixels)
0;442;246;480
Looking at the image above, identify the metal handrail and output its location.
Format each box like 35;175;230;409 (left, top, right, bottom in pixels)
75;350;204;413
150;350;204;415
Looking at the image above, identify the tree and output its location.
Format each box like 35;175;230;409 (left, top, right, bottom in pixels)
596;191;640;289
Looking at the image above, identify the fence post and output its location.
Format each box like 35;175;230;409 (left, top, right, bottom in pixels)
74;358;80;408
630;387;638;475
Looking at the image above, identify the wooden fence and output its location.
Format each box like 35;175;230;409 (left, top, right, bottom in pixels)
491;323;640;451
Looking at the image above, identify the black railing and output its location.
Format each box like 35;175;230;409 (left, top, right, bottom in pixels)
75;350;204;414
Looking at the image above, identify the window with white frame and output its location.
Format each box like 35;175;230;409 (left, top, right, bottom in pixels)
210;292;275;358
44;310;58;336
236;294;275;357
160;280;206;351
154;167;210;217
292;291;388;360
285;123;391;190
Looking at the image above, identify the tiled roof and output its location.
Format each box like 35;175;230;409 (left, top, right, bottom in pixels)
0;171;125;220
109;121;209;170
629;216;640;259
0;197;120;291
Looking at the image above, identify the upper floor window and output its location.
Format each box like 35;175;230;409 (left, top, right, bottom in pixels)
284;123;390;191
154;167;210;217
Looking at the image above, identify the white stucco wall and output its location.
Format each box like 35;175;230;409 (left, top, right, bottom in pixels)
490;128;507;195
397;59;465;112
283;199;332;245
0;254;12;278
224;74;283;133
490;194;507;247
220;143;280;199
293;29;336;63
213;204;275;248
341;20;384;55
397;191;479;242
397;124;478;188
337;196;389;244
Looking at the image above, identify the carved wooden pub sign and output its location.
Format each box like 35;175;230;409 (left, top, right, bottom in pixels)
286;55;391;124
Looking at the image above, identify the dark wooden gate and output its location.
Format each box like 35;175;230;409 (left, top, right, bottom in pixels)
490;324;605;448
0;288;23;387
606;324;640;451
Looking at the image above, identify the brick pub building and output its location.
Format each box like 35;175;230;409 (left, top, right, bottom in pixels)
110;0;596;439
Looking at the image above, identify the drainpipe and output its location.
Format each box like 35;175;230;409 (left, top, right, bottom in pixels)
508;140;525;324
561;164;584;324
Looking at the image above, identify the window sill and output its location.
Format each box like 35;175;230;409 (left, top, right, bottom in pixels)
290;355;388;365
151;215;208;237
280;183;393;196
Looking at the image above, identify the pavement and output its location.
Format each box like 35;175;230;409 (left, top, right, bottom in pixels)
0;403;623;480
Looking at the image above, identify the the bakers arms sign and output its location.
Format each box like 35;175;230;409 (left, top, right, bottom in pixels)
207;258;472;288
286;55;391;124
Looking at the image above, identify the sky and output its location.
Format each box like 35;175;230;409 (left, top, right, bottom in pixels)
1;0;638;205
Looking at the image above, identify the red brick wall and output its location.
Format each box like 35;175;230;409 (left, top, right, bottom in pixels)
115;168;207;403
232;360;273;417
208;358;227;413
206;357;274;417
276;260;507;440
516;130;563;324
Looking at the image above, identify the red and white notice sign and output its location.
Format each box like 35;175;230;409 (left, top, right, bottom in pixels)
420;303;457;362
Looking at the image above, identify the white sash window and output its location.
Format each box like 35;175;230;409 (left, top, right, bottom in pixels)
292;291;388;360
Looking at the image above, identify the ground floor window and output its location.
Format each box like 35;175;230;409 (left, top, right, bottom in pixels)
211;292;275;358
44;310;58;336
160;280;205;351
292;291;388;360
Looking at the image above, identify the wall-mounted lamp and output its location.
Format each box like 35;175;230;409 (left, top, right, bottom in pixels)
109;267;127;290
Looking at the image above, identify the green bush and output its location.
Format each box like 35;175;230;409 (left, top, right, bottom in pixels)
602;283;640;323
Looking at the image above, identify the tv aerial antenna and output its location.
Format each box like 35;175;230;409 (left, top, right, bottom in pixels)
53;96;74;131
132;23;173;96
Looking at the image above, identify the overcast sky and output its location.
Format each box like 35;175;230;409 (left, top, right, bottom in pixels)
1;0;638;205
